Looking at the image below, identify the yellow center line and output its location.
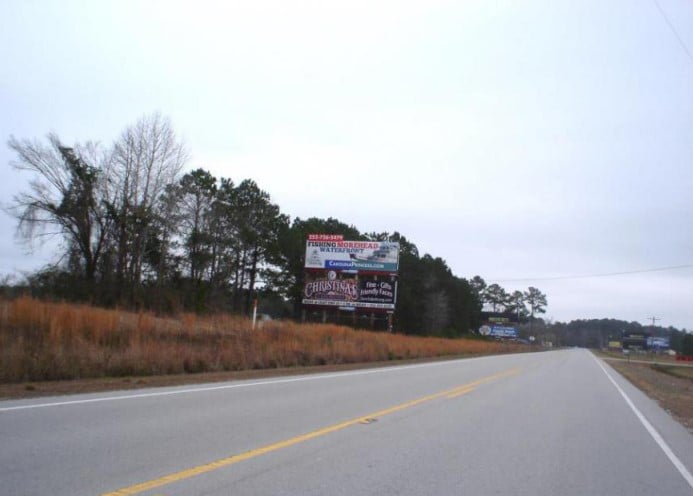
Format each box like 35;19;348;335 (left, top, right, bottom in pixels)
446;385;477;399
445;367;521;398
101;367;522;496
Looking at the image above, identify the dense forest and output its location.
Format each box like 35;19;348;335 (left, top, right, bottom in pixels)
2;114;689;346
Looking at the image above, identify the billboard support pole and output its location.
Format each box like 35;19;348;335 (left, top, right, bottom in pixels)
322;309;327;324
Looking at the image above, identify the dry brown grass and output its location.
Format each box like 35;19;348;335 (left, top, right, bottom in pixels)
0;296;527;383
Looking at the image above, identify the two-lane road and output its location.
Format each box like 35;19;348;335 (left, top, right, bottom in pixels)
1;349;691;495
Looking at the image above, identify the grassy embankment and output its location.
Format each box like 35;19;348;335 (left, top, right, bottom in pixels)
0;296;526;384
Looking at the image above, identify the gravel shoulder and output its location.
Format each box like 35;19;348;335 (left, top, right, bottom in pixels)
600;354;693;432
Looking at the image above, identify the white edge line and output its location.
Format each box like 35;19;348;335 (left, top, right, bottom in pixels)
592;353;693;489
0;353;516;412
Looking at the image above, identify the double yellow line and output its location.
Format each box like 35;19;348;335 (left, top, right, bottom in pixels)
103;367;521;496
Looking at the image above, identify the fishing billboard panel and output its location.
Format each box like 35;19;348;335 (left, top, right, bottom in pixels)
304;239;400;272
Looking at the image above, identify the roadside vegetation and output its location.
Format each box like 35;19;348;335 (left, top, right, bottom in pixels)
0;297;526;384
651;363;693;381
4;113;688;382
4;113;549;337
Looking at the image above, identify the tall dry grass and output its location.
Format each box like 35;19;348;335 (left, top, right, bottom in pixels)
0;296;526;383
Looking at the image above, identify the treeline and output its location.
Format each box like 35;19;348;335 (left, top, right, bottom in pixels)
548;318;690;351
8;114;524;336
9;114;693;346
505;318;690;354
469;276;547;322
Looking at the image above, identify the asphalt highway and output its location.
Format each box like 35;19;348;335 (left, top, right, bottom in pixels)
1;349;691;495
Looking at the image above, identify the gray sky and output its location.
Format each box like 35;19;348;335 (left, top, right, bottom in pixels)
1;0;692;329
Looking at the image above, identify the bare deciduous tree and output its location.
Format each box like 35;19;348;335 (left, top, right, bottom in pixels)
6;133;111;282
107;113;188;299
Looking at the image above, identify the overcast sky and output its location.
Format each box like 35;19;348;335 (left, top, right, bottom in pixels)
1;0;692;329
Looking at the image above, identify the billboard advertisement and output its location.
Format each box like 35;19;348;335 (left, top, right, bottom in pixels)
479;325;518;338
302;271;397;311
305;239;400;272
489;326;518;338
647;337;670;349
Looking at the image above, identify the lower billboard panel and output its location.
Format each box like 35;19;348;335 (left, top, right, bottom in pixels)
302;271;397;312
490;326;518;338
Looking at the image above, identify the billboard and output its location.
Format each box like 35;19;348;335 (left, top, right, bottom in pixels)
489;326;518;338
305;239;400;272
302;271;397;311
479;325;518;338
647;337;670;349
623;331;647;349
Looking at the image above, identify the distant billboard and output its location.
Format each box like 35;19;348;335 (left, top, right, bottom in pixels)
480;325;518;338
302;271;397;311
623;331;647;350
647;337;670;349
305;239;400;272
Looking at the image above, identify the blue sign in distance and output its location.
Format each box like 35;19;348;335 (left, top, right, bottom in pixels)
489;326;518;338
